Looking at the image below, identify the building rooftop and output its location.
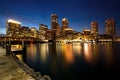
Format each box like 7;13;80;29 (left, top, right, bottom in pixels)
7;19;21;24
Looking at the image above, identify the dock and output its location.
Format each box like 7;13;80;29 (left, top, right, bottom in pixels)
0;47;34;80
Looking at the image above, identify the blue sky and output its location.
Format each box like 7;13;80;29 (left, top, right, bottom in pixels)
0;0;120;36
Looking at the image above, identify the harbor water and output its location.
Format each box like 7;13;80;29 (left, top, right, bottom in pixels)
16;42;120;80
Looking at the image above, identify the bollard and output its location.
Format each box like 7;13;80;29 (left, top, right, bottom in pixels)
6;44;10;55
22;46;26;63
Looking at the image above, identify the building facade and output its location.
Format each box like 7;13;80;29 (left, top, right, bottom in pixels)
82;29;93;41
21;26;31;37
30;27;38;38
38;24;48;40
62;18;68;30
51;14;60;29
6;19;21;37
105;19;115;38
91;21;98;36
50;14;61;40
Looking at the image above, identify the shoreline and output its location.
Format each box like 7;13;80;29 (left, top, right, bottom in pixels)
0;47;34;80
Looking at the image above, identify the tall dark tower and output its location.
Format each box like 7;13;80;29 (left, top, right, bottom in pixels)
91;21;98;36
105;19;115;38
62;18;68;29
51;14;59;29
51;14;60;40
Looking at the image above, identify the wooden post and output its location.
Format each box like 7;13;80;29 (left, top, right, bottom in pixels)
22;40;24;48
6;44;10;55
9;38;11;46
1;40;2;47
22;44;26;63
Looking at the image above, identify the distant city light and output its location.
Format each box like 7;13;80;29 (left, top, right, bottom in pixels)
8;19;21;24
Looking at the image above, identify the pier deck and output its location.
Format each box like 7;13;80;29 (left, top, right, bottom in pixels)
0;47;34;80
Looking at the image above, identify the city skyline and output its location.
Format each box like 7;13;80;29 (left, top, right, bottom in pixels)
0;0;120;36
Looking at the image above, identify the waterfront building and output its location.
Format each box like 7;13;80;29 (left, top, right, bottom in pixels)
6;19;21;37
51;14;61;40
30;27;38;38
21;26;31;37
64;28;74;40
62;18;68;30
13;28;21;37
39;24;48;31
105;19;115;38
98;34;113;42
72;32;83;41
38;24;48;40
82;29;91;35
82;29;92;41
51;14;60;29
91;21;98;36
61;18;75;40
45;29;54;40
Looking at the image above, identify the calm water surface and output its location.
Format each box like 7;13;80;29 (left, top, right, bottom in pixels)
17;42;120;80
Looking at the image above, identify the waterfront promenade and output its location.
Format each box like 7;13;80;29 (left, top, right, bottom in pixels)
0;47;34;80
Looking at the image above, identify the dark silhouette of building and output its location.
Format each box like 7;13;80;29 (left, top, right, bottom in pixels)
51;14;60;29
50;14;61;40
91;21;98;36
105;19;115;38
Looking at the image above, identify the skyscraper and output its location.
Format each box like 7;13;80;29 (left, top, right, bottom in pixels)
31;27;38;38
51;14;60;29
51;14;61;40
39;24;48;31
91;21;98;36
62;18;68;29
21;26;31;37
39;24;48;40
105;19;115;38
6;19;21;37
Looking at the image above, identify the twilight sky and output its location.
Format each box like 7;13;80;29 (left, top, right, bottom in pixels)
0;0;120;36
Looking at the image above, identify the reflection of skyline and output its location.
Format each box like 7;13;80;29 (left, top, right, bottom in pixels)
17;43;117;67
27;43;37;61
62;44;74;64
14;42;120;80
83;43;93;63
104;43;114;66
93;43;100;63
73;43;82;56
39;43;49;63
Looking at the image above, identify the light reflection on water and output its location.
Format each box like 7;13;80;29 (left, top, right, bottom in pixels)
16;42;120;80
27;43;37;62
83;43;93;63
62;44;74;64
39;43;49;63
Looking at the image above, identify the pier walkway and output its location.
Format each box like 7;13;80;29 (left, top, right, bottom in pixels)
0;47;34;80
